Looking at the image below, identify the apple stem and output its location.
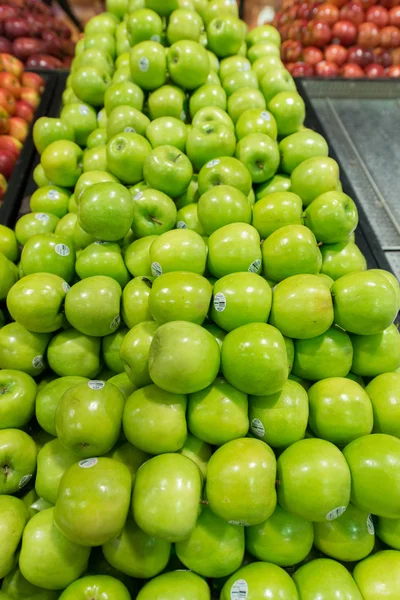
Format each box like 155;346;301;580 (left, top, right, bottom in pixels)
317;241;323;247
200;499;209;505
151;217;163;225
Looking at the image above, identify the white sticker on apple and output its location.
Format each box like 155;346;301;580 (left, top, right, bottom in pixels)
151;34;160;42
79;105;89;115
139;57;150;72
47;189;59;200
326;506;347;521
110;315;121;330
242;62;251;71
213;292;226;312
228;520;248;526
207;158;220;168
261;111;271;121
79;458;98;469
32;355;44;369
177;220;188;229
88;380;105;391
55;244;70;257
367;514;375;535
230;578;248;600
134;191;143;200
248;259;261;273
35;213;49;223
62;282;70;293
19;474;32;489
151;262;163;277
251;418;265;438
124;126;136;133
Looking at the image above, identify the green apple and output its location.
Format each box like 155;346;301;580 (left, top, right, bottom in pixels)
189;84;227;119
175;174;200;208
291;156;340;207
2;566;60;600
256;173;291;200
148;85;187;120
279;129;329;174
0;225;18;262
71;65;111;107
76;242;129;287
252;191;302;239
314;503;375;562
55;214;77;242
124;236;156;277
228;87;266;123
133;453;201;541
136;570;210;600
47;330;101;379
33;117;75;155
167;8;202;44
252;56;284;82
104;81;144;115
110;441;149;483
219;54;251;79
79;181;134;241
354;550;400;600
126;8;162;45
186;121;236;171
308;377;373;445
207;49;220;72
149;271;212;324
369;269;400;310
235;108;277;142
376;516;400;550
0;322;50;377
246;504;313;567
207;15;244;57
0;253;18;301
107;0;128;20
41;140;83;188
7;273;67;334
75;171;118;202
176;203;205;234
0;496;29;579
249;379;309;448
203;0;238;24
332;271;398;335
305;191;358;243
112;65;132;84
366;372;400;437
35;438;79;504
130;40;167;91
320;240;367;280
0;370;36;430
211;272;271;331
65;276;121;337
107;105;150;139
150;229;207;275
236;132;279;183
222;562;297;600
131;188;177;238
260;70;295;107
167;40;209;89
121;276;153;328
20;233;75;282
0;429;37;495
106;132;151;184
73;46;114;74
102;327;128;373
198;185;251;234
179;433;211;479
248;40;280;62
293;326;353;381
87;128;107;148
55;457;131;546
60;103;97;147
33;163;51;187
120;321;158;388
84;12;118;35
146;117;187;151
123;383;187;453
278;438;351;522
144;145;193;197
83;144;108;174
149;321;220;394
207;223;262;278
221;322;287;395
58;575;131;600
351;324;400;377
247;24;281;46
145;0;178;15
192;106;234;130
222;70;259;96
188;376;248;445
270;274;334;339
29;186;70;218
267;90;305;137
293;558;364;600
198;156;251;196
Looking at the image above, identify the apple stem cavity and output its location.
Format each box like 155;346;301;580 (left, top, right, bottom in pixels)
151;216;164;225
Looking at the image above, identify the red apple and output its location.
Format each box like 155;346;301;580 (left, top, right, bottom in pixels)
341;62;365;75
25;53;63;69
285;62;296;73
391;46;400;63
41;30;64;59
63;56;73;68
0;5;19;20
288;19;308;41
21;71;45;93
0;72;20;98
389;6;400;26
332;19;358;45
310;20;333;47
315;59;340;75
281;39;303;62
12;37;44;61
325;43;348;64
0;88;15;114
15;98;34;123
364;62;386;76
316;3;340;24
0;36;11;53
20;86;40;109
330;0;348;7
0;134;22;157
303;45;325;64
340;0;365;25
61;38;75;56
386;64;400;75
54;18;71;39
4;17;30;39
366;5;389;26
0;105;9;134
358;22;381;48
380;25;400;47
288;5;300;22
0;149;16;178
372;46;392;65
360;0;378;9
348;44;373;65
0;53;23;77
291;61;315;76
8;115;27;141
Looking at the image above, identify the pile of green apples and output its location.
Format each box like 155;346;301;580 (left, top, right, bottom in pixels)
0;0;400;598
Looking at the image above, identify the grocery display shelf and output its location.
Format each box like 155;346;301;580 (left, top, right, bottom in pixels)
0;70;59;228
296;77;400;279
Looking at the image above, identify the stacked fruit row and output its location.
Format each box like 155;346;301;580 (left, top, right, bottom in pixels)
274;0;400;77
0;0;75;69
0;0;400;599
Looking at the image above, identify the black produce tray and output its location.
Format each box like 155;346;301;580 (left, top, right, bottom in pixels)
0;71;59;228
296;78;400;278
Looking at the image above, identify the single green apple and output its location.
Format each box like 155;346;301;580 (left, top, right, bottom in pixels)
0;322;50;377
121;276;153;328
291;156;340;207
192;106;234;130
0;429;37;495
293;558;364;600
47;330;101;379
293;326;353;381
279;129;329;174
267;90;305;137
228;87;266;124
198;185;251;234
350;324;400;377
167;8;202;44
197;156;252;196
186;121;236;171
248;40;280;62
120;321;158;388
35;438;79;504
353;550;400;600
60;102;98;147
136;570;210;600
207;15;244;57
58;575;131;600
106;132;151;184
126;8;162;46
247;24;281;46
207;223;262;278
236;132;279;183
131;188;177;238
20;233;75;283
110;441;148;483
79;182;133;242
146;116;187;151
107;105;150;139
2;566;59;600
76;242;130;288
366;372;400;437
223;70;259;96
150;228;207;275
86;127;108;149
104;81;144;115
376;517;400;550
144;145;193;197
41;140;83;188
71;65;111;107
189;84;227;118
130;40;167;91
0;495;29;579
321;240;367;280
0;370;36;430
33;117;75;155
220;54;251;79
305;191;358;243
124;236;155;278
148;85;187;120
220;560;298;600
167;40;209;90
29;186;70;219
252;191;302;239
252;55;284;80
176;203;205;235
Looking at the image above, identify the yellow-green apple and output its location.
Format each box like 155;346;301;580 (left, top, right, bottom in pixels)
207;50;220;72
0;370;36;430
0;323;50;376
198;156;251;196
249;379;309;448
314;503;374;562
175;174;200;209
293;326;353;381
33;117;75;155
110;441;148;483
130;40;167;91
369;268;400;310
133;453;201;541
223;70;259;96
235;108;277;141
65;276;121;337
236;132;279;183
123;384;187;453
207;223;262;278
148;85;186;120
33;163;51;187
76;242;129;288
47;330;101;379
167;8;202;44
0;253;18;301
41;140;83;188
246;504;313;566
262;224;322;282
256;173;291;200
55;457;131;546
144;145;193;197
145;0;178;15
120;321;158;388
122;276;153;328
221;559;297;600
308;377;373;445
0;429;37;495
75;171;118;203
87;129;108;150
83;145;109;172
106;132;151;184
252;55;284;81
343;433;400;518
290;156;340;207
219;55;251;79
247;24;281;46
35;438;78;504
149;271;212;324
189;84;227;118
58;575;130;600
211;272;271;331
366;372;400;437
279;129;329;174
192;106;234;130
350;325;400;377
107;105;150;139
167;40;210;90
149;321;220;393
0;496;29;579
203;0;238;24
179;433;211;479
108;373;137;401
20;234;75;283
55;214;78;242
150;229;207;275
0;225;18;262
2;566;60;600
267;91;305;137
74;46;114;75
188;376;248;445
104;81;144;115
29;186;70;218
136;570;210;600
146;116;187;151
102;327;127;373
320;240;367;280
270;274;334;339
332;271;398;335
126;8;162;45
60;103;98;147
228;87;266;123
103;517;171;578
353;550;400;600
131;189;177;238
71;65;111;107
84;12;118;35
305;191;358;243
79;182;133;241
252;191;302;239
248;40;280;62
176;203;205;234
198;185;251;234
376;517;400;550
207;15;245;57
186;121;236;171
277;438;351;521
293;558;364;600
